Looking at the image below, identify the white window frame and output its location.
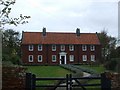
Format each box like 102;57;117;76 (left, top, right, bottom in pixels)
38;55;42;62
82;45;87;51
90;45;95;51
82;55;87;61
38;44;42;51
52;55;56;62
69;55;74;62
28;55;33;62
69;45;74;51
91;55;95;61
29;45;33;51
52;45;56;51
61;45;65;51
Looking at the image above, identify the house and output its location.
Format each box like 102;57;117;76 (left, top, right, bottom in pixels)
21;28;101;65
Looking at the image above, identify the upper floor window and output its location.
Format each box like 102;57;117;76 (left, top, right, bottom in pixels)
28;55;33;62
69;45;74;51
69;55;74;62
38;44;42;51
90;45;95;51
52;45;56;51
82;45;87;51
29;45;33;51
52;55;56;62
91;55;95;61
38;55;42;62
82;55;87;61
61;45;65;51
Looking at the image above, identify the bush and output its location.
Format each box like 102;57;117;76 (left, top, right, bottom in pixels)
104;58;120;71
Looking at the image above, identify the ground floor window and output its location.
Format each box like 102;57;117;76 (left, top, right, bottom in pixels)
91;55;95;61
28;55;33;62
52;55;56;62
82;55;87;61
69;55;74;62
38;55;42;62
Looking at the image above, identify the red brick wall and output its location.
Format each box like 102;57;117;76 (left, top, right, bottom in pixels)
21;44;101;65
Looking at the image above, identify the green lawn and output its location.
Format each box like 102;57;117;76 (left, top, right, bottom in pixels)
79;65;106;74
25;66;71;77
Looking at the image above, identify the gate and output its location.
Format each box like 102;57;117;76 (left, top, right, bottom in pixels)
25;73;111;90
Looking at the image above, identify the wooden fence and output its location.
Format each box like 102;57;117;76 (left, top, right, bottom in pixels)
25;73;111;90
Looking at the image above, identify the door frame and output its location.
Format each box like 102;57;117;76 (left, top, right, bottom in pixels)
59;52;67;64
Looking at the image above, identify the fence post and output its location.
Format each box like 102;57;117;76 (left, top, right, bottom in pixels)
26;73;32;90
69;74;72;90
101;73;111;90
66;74;69;90
32;74;36;90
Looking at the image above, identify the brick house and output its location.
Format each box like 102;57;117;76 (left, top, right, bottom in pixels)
21;28;101;65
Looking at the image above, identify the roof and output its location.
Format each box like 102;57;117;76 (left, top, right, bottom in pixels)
21;32;101;45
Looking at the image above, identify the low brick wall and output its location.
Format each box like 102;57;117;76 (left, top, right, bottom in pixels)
2;66;26;90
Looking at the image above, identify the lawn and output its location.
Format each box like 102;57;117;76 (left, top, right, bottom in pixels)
79;64;106;74
25;65;71;77
25;66;72;90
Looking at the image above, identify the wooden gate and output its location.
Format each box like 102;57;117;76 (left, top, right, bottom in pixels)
25;73;111;90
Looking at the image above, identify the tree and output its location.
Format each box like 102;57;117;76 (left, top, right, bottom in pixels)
98;29;117;63
2;29;21;64
0;0;30;27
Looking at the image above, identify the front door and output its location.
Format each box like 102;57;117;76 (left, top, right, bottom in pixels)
61;56;65;64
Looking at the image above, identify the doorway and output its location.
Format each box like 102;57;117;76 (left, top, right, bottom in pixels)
61;56;65;64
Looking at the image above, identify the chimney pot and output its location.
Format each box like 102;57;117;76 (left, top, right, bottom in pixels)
76;28;80;36
42;27;46;36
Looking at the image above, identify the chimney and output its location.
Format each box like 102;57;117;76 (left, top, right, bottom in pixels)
76;28;80;36
42;27;46;36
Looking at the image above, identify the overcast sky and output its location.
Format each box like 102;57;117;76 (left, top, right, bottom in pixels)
6;0;119;37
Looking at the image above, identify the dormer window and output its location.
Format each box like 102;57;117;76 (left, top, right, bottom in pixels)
90;45;95;51
82;45;87;51
69;45;74;51
52;45;56;51
38;44;42;51
29;45;33;51
61;45;65;51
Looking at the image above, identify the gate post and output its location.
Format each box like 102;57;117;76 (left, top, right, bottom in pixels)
32;74;36;90
69;74;72;90
66;74;69;90
26;73;32;90
101;72;111;90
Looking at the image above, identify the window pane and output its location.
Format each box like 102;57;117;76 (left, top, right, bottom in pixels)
52;55;56;62
29;55;33;62
82;45;87;51
38;55;42;62
61;45;65;51
52;45;56;51
38;44;42;51
29;45;33;51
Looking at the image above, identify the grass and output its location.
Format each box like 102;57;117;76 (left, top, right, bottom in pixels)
79;64;106;74
25;65;72;88
25;65;71;77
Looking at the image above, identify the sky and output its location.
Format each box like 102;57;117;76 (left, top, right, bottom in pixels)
5;0;119;37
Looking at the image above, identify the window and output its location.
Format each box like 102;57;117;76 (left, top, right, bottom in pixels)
90;45;95;51
61;45;65;51
38;55;42;62
82;55;87;61
28;55;33;62
52;45;56;51
70;55;74;62
82;45;87;51
29;45;33;51
91;55;95;61
38;44;42;51
52;55;56;62
69;45;74;51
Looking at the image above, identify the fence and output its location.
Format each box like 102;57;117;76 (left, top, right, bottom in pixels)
25;73;111;90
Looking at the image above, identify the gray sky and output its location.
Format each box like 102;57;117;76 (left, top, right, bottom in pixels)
6;0;119;37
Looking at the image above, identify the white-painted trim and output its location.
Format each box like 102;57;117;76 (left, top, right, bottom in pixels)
59;52;67;64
